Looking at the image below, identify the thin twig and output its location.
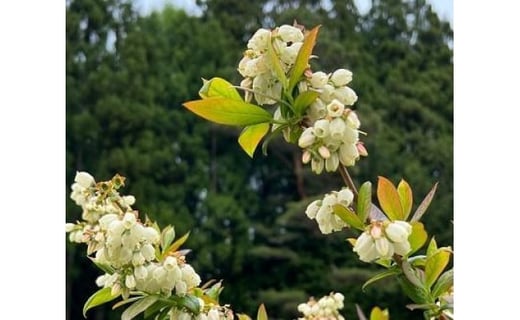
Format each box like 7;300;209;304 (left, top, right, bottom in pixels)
338;164;358;196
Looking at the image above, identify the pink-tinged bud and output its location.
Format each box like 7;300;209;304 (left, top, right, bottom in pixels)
304;69;314;78
357;142;368;156
302;150;312;164
318;145;331;159
370;224;383;239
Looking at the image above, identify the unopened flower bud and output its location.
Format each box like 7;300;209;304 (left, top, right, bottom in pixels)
122;212;136;229
346;110;361;129
310;71;329;89
333;87;358;106
125;275;136;289
75;171;95;188
278;24;304;43
305;200;321;219
298;127;316;148
329;118;346;140
325;153;339;172
65;223;76;232
320;84;335;102
318;145;331;159
331;69;353;87
375;237;393;257
302;150;311;164
311;157;324;174
353;232;378;262
357;142;368;156
385;221;412;243
337;188;354;206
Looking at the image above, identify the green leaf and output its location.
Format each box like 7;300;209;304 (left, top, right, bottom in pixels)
377;176;404;221
143;300;169;319
397;179;413;220
431;268;453;299
332;204;365;231
112;296;144;310
267;37;288;90
257;304;268;320
401;259;424;288
425;249;451;289
88;257;115;274
122;296;159;320
171;295;200;314
288;25;321;92
161;231;190;260
293;90;320;116
237;314;252;320
397;275;429;304
426;237;438;258
369;306;389;320
238;123;270;158
357;182;372;223
362;268;400;291
199;77;242;101
411;182;438;222
409;222;428;255
83;287;119;317
183;97;272;126
160;225;175;253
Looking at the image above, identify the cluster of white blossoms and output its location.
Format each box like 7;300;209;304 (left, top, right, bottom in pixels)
305;187;354;234
66;171;202;300
238;24;304;105
353;220;413;262
297;292;345;320
298;69;366;174
169;301;233;320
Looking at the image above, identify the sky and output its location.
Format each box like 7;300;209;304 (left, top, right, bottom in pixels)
133;0;453;25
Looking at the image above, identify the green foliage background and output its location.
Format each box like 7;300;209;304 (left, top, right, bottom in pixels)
66;0;452;319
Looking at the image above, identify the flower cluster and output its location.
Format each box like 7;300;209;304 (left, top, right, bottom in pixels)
353;220;413;262
305;187;354;234
297;292;345;320
170;302;234;320
66;171;201;300
238;25;304;105
298;98;365;174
